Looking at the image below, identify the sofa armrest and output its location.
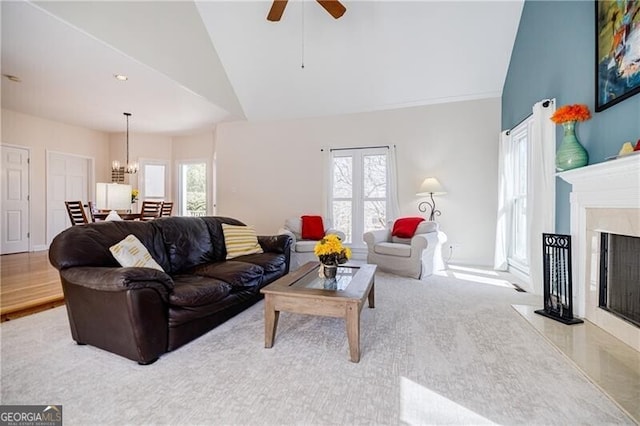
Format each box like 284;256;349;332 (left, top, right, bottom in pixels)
363;229;391;249
258;234;293;254
410;233;430;251
60;266;174;302
326;228;346;241
416;220;439;234
277;228;297;246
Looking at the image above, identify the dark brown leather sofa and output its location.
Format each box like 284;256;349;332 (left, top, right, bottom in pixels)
49;216;291;364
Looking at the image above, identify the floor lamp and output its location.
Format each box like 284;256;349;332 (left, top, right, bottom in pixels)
417;177;446;221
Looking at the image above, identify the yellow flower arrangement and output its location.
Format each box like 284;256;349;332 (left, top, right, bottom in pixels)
314;234;351;266
131;189;139;203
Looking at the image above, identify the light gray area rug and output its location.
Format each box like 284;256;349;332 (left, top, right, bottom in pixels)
0;272;633;425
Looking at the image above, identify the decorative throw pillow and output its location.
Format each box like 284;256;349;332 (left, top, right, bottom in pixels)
109;234;164;271
301;215;325;240
392;217;425;239
222;223;264;259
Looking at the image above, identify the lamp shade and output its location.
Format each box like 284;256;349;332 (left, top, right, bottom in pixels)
96;183;132;211
417;177;446;196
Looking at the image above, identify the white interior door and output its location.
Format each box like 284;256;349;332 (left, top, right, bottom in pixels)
1;145;30;254
47;152;91;244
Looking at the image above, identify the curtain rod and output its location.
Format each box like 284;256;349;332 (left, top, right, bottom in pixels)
506;100;551;135
321;145;392;152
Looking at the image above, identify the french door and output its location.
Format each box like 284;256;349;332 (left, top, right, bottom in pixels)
178;160;208;217
329;147;390;248
46;151;93;244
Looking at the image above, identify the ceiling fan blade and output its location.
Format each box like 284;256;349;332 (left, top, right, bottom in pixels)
267;0;288;22
316;0;346;19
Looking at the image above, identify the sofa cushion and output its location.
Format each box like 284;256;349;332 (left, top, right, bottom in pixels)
154;217;215;274
222;224;263;259
294;240;317;253
374;242;412;257
391;236;411;244
169;275;232;307
234;252;287;273
190;261;264;288
109;234;165;271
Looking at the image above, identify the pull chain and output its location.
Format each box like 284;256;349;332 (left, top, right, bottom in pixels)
301;0;305;69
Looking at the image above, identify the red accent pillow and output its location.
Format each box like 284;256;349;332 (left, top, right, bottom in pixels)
301;215;325;240
392;217;425;238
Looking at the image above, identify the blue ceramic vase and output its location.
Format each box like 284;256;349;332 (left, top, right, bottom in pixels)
556;121;588;171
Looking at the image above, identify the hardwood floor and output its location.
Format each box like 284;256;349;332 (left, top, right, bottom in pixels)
0;251;64;322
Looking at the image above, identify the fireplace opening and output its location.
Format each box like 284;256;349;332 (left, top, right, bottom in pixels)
599;233;640;328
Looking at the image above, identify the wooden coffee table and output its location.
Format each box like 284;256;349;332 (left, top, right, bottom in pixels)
260;261;376;362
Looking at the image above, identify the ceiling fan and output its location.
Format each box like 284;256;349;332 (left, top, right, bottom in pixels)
267;0;346;22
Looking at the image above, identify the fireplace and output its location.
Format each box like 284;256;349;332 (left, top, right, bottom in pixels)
559;154;640;352
599;233;640;327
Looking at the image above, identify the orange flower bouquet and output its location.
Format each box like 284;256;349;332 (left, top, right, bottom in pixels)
550;104;591;124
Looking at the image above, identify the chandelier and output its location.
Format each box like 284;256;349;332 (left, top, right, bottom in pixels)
111;112;138;181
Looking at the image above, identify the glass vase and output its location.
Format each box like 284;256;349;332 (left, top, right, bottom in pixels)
556;121;588;171
321;264;338;290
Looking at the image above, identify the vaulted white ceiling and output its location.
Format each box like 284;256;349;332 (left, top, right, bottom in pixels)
1;0;524;134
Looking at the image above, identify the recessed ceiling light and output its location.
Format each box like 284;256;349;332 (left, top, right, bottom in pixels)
114;74;128;81
2;74;22;83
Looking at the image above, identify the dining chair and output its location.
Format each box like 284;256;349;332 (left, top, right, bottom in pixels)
139;201;162;221
86;201;97;222
64;201;89;226
160;201;174;217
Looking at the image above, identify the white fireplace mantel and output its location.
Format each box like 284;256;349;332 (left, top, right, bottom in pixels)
558;153;640;351
558;153;640;197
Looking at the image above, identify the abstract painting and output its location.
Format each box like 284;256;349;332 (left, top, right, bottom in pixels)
596;0;640;112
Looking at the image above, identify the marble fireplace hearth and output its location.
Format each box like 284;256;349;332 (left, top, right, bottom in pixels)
559;154;640;352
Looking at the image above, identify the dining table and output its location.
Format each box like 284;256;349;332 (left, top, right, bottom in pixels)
93;212;141;221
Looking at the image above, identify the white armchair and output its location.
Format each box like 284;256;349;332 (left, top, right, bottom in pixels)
278;217;346;271
363;220;447;279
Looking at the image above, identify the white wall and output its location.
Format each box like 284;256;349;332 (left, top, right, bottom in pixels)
216;98;501;266
2;98;501;265
1;108;212;250
1;108;110;249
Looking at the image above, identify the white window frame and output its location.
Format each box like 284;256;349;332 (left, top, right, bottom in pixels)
506;118;533;275
137;158;169;203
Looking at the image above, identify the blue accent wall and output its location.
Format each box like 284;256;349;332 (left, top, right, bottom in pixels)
502;0;640;233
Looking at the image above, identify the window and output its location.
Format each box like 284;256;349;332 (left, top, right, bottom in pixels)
137;159;168;203
507;120;531;273
144;164;166;199
495;100;556;291
178;161;207;217
329;147;391;247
